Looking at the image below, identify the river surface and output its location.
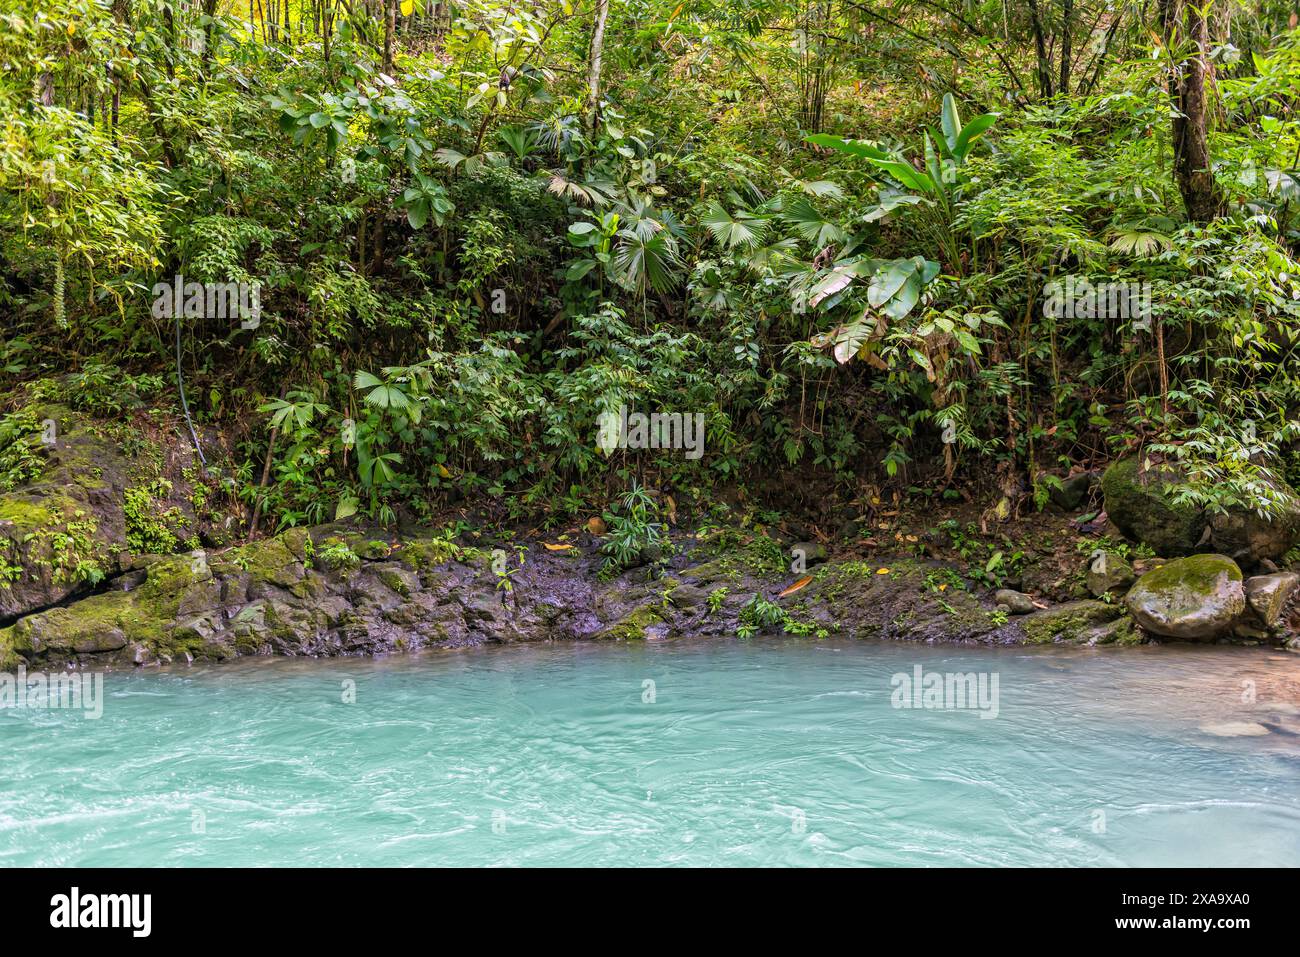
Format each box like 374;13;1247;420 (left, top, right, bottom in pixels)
2;638;1299;866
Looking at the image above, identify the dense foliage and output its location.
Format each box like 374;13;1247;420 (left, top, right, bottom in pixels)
4;0;1300;534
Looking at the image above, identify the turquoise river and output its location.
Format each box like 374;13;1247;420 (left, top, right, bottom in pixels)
2;638;1299;866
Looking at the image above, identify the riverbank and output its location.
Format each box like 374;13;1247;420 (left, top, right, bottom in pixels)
2;513;1297;674
2;404;1299;674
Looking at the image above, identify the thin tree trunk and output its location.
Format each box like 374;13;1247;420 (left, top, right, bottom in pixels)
1160;0;1225;222
202;0;219;68
383;0;395;73
585;0;610;136
1025;0;1053;98
1059;0;1074;95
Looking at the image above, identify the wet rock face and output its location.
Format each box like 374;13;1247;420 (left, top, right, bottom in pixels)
1208;506;1300;566
0;405;131;622
1085;550;1135;598
1;516;1292;675
1124;554;1246;640
1101;458;1206;557
0;525;1042;672
1101;456;1300;562
1017;600;1128;645
0;403;242;625
1238;572;1300;639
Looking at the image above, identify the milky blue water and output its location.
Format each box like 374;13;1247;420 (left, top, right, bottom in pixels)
2;639;1299;866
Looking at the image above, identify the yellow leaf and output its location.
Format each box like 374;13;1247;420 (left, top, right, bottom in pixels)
778;576;813;598
876;568;890;575
67;23;75;35
400;0;414;15
543;543;573;552
437;464;451;478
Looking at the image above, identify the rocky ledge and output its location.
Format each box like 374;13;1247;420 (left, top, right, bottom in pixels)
2;407;1298;673
2;521;1296;674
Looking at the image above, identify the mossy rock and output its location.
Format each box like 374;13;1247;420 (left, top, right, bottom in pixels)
1019;600;1123;644
0;625;21;671
398;535;462;570
1102;456;1300;562
1242;571;1300;629
1205;484;1300;564
359;539;392;560
596;603;667;641
1085;549;1135;597
224;535;305;588
0;496;57;529
1124;554;1245;640
1095;615;1142;646
5;588;166;659
1101;458;1206;556
280;527;312;562
376;565;417;598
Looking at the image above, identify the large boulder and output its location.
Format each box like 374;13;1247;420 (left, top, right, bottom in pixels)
1101;458;1206;556
1241;571;1299;631
1101;457;1300;562
1124;554;1245;640
1019;599;1128;644
1206;493;1300;565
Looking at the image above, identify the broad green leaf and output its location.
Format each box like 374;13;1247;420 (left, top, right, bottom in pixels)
865;156;933;195
804;134;889;161
954;114;998;159
941;93;961;152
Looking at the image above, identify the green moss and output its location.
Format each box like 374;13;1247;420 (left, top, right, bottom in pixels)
140;553;209;598
0;496;55;528
7;586;171;658
377;567;413;597
280;527;311;562
223;535;304;587
1020;600;1123;644
8;498;108;586
399;536;462;570
1101;457;1205;555
597;603;665;641
0;624;19;670
681;557;740;584
360;540;392;560
1135;553;1242;594
288;576;327;600
1100;616;1142;646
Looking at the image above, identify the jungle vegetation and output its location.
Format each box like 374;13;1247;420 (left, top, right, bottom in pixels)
4;0;1300;534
